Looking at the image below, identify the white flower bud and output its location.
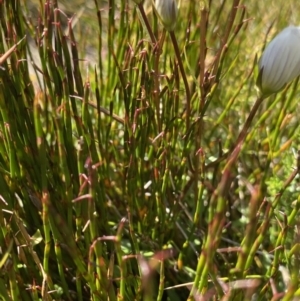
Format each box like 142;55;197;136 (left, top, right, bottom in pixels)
257;26;300;97
154;0;178;31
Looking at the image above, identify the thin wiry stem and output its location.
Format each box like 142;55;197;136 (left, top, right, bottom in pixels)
169;30;191;129
206;95;265;169
223;95;265;170
137;2;157;45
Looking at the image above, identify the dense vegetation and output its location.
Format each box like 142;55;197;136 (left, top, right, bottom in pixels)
0;0;299;300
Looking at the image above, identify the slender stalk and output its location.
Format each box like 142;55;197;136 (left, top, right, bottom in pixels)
211;0;240;85
207;95;265;169
169;31;191;129
157;260;165;301
224;95;265;169
235;186;261;277
153;31;165;132
199;4;208;99
137;2;157;45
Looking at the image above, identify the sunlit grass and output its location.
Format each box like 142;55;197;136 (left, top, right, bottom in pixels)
0;0;299;300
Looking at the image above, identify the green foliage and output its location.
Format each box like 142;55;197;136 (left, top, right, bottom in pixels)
0;0;299;300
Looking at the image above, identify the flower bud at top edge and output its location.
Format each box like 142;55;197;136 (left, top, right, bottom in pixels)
154;0;178;31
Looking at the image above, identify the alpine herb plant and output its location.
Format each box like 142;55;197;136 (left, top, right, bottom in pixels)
0;0;300;301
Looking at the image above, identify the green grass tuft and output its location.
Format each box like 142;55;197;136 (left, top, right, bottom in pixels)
0;0;299;300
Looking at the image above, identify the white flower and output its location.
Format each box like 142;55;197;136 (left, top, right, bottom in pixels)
257;26;300;97
154;0;178;31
